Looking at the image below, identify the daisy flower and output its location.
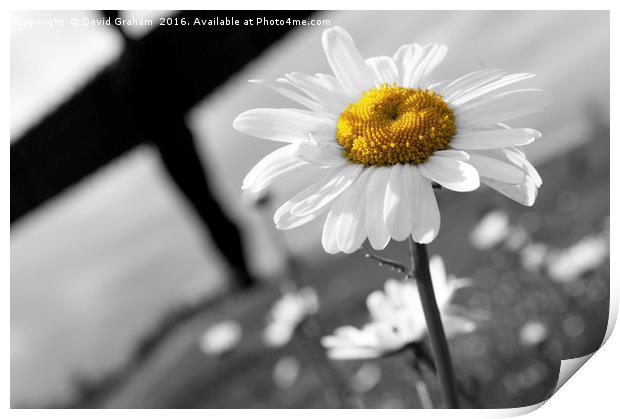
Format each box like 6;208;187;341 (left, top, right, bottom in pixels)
198;320;243;357
234;26;549;254
262;287;319;348
469;210;511;250
546;234;609;282
321;256;475;360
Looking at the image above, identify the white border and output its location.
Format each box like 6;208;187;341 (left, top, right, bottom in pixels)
4;1;617;417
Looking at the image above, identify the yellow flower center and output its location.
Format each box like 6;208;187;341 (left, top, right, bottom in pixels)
336;84;457;166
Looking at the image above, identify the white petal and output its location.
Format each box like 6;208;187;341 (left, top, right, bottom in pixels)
274;170;344;230
384;279;407;307
393;44;415;80
320;328;372;348
485;148;542;187
243;145;294;188
442;314;477;337
439;69;505;100
366;290;390;321
455;89;552;127
507;148;543;187
321;191;351;254
251;162;307;194
448;73;536;106
293;138;345;167
429;255;447;285
371;321;412;350
408;166;440;243
292;164;363;217
365;167;392;250
332;325;379;346
402;163;419;239
399;284;424;319
326;347;383;360
275;202;323;230
429;256;453;308
402;43;448;88
522;158;542;187
482;176;538;206
322;26;373;97
397;315;427;344
248;79;326;114
366;56;399;86
336;169;372;253
314;73;351;99
427;80;448;91
419;156;480;192
384;165;413;241
282;73;348;114
450;128;541;150
243;144;309;192
467;153;526;184
450;277;474;292
320;335;346;348
233;108;336;142
433;149;469;161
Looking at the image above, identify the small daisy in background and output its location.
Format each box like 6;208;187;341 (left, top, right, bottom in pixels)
468;209;610;281
234;26;549;254
321;256;475;360
469;210;511;250
546;234;609;283
263;287;319;348
198;320;243;357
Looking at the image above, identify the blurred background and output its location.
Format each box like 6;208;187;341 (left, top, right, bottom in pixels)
10;10;609;408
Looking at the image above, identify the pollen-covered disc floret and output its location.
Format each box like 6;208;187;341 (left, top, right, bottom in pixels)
336;84;457;166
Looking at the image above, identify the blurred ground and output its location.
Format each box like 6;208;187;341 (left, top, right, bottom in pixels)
10;10;610;407
66;129;610;409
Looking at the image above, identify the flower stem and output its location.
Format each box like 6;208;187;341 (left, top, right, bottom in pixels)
409;342;482;408
408;237;459;408
409;359;434;409
361;242;408;274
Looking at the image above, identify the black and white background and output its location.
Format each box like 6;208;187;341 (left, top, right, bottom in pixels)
10;9;611;409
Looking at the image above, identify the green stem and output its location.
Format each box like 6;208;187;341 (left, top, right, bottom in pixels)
408;237;459;408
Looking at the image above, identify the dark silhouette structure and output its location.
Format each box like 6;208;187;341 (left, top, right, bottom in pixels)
11;10;314;288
